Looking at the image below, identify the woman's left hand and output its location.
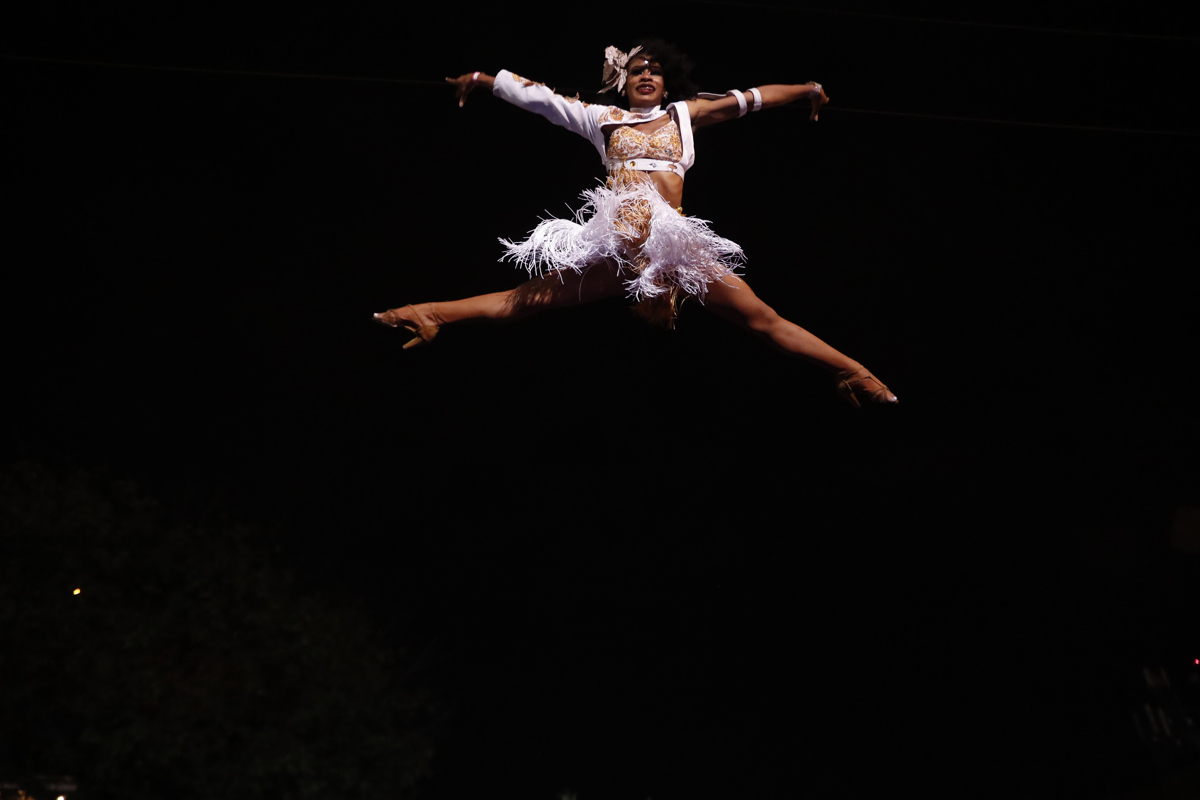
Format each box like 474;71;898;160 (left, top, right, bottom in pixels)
808;82;829;121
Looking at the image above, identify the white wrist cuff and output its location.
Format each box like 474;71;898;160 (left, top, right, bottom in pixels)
726;89;748;117
748;87;763;112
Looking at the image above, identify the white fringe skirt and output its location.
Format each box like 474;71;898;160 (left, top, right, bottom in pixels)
498;171;745;306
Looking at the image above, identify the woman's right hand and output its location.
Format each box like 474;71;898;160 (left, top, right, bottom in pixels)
446;73;481;108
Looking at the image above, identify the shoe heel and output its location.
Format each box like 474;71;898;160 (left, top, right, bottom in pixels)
401;324;439;349
837;383;863;409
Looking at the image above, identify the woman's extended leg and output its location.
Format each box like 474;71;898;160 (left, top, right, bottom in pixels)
703;275;898;404
374;264;627;337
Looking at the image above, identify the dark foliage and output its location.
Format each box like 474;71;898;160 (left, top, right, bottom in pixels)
0;463;434;800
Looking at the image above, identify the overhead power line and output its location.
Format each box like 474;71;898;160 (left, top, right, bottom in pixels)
3;53;1196;137
2;53;444;86
830;105;1198;137
667;0;1200;41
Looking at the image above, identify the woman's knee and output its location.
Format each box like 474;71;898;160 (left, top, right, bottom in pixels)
507;267;621;314
504;283;552;317
710;283;781;332
745;304;783;334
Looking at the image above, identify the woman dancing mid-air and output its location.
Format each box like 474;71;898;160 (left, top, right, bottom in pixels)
375;41;898;407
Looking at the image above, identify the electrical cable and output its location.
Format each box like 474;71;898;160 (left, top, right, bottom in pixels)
664;0;1200;41
829;105;1198;136
3;53;1195;137
1;53;445;86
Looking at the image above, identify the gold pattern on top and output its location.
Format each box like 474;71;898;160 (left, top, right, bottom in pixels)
511;73;586;105
598;107;627;123
510;73;546;88
605;120;683;162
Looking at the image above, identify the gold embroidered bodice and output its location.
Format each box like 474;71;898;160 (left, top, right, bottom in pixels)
606;119;683;162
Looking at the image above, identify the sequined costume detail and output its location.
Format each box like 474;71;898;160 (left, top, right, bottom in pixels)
606;120;684;162
598;107;628;124
510;73;547;89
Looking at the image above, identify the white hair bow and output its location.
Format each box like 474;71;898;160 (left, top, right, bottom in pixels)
598;45;644;94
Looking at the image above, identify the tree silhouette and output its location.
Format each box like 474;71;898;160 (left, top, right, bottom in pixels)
0;462;434;800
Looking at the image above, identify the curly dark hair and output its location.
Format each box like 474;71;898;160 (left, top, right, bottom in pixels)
613;38;698;109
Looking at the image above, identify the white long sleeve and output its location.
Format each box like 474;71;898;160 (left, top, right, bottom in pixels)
492;69;608;160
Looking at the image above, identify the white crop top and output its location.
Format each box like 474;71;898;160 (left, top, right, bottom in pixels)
491;69;696;177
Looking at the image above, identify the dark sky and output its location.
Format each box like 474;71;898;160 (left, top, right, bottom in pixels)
4;2;1200;797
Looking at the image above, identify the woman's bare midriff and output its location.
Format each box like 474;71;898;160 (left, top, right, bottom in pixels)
603;117;685;209
646;171;683;208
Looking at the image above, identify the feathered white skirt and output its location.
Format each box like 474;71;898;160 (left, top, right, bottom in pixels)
498;171;744;303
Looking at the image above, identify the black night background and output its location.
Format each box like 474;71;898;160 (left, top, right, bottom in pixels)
3;2;1199;798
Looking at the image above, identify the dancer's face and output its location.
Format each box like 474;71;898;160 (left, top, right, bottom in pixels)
626;56;665;108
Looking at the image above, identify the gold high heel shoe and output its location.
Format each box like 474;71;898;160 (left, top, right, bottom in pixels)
835;366;899;408
373;303;441;349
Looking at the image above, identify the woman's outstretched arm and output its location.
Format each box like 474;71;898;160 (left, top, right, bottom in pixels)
448;68;609;158
688;82;829;128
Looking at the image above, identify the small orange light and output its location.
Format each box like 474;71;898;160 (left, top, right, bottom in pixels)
73;588;81;595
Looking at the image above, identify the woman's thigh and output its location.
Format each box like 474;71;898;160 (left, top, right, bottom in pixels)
507;262;628;313
701;275;779;331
